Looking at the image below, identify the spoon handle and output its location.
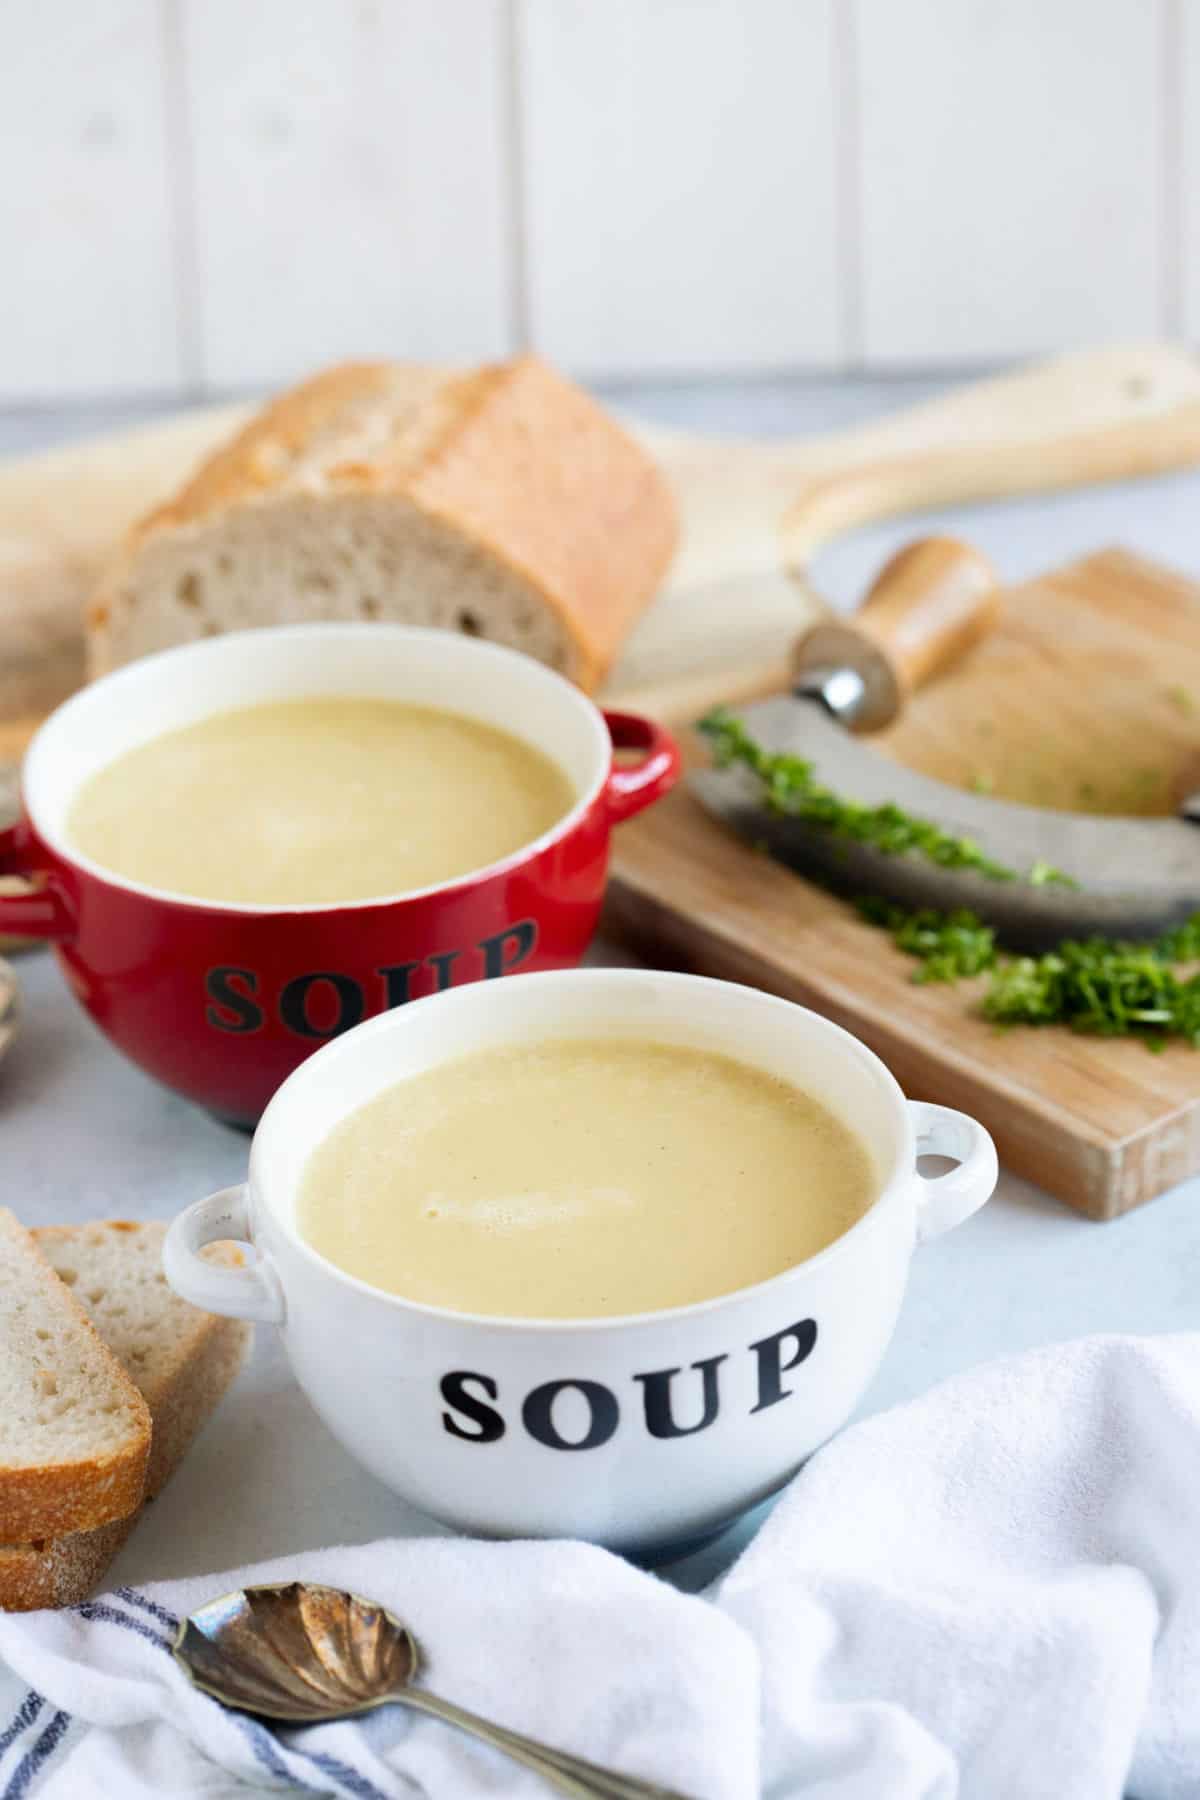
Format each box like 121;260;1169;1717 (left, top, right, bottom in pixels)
394;1685;693;1799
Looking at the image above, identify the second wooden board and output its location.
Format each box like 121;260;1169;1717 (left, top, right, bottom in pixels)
5;344;1200;736
604;549;1200;1222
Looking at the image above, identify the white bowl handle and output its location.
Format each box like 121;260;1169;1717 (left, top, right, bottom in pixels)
908;1102;998;1243
162;1185;286;1324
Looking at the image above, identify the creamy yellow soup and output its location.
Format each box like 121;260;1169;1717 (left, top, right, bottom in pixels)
67;698;576;905
297;1039;875;1318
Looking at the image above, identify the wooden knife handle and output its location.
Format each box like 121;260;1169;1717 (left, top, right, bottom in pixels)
793;536;999;732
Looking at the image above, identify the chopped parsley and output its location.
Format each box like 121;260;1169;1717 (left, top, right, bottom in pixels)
702;709;1200;1046
859;898;1200;1047
855;899;997;983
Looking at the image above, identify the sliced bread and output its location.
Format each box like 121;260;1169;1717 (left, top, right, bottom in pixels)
86;355;679;693
0;1220;251;1610
33;1221;251;1499
0;1209;151;1540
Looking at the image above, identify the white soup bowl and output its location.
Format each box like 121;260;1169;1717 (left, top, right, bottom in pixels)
164;968;997;1554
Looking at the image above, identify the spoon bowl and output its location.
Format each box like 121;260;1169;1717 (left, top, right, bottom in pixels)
175;1581;415;1725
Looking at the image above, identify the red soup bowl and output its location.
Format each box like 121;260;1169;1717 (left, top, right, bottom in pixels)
0;623;679;1123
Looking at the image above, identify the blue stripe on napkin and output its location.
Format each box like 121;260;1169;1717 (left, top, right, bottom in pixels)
0;1695;42;1765
72;1601;170;1651
9;1591;395;1800
3;1711;69;1800
113;1587;179;1633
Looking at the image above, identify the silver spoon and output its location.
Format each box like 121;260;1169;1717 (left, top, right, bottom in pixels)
173;1580;694;1799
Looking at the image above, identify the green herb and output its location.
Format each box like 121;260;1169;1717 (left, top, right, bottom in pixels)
699;707;1074;887
983;937;1200;1045
701;710;1200;1046
860;898;1200;1047
855;898;997;983
1157;913;1200;960
968;771;993;794
1168;685;1196;717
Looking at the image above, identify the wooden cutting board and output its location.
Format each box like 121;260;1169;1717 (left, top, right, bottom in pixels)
6;343;1200;757
605;547;1200;1223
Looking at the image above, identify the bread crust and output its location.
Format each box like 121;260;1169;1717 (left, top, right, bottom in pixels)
0;1516;135;1612
0;1454;149;1544
130;361;422;534
88;355;678;691
408;357;679;690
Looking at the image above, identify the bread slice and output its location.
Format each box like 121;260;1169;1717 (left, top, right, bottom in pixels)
32;1222;251;1501
87;355;678;694
0;1209;151;1540
0;1221;251;1609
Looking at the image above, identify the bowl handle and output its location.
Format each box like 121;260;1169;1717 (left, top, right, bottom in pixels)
908;1102;998;1243
163;1185;286;1325
0;825;75;939
601;711;681;824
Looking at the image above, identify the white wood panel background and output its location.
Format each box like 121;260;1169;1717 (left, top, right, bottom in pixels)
0;0;1190;400
182;0;514;388
517;0;839;375
857;0;1166;364
0;0;181;399
1182;0;1200;340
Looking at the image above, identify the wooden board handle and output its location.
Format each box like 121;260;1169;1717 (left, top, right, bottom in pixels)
782;344;1200;573
793;536;999;730
609;345;1200;726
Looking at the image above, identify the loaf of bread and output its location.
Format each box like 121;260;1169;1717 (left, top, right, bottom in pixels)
0;1208;151;1541
0;1220;251;1610
88;356;678;693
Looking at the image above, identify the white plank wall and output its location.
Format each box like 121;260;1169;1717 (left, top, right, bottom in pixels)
856;0;1165;364
1182;0;1200;340
516;0;840;376
0;0;181;399
0;0;1187;399
181;0;514;388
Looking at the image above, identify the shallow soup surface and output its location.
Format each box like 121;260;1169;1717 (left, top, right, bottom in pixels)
296;1037;876;1318
66;697;576;905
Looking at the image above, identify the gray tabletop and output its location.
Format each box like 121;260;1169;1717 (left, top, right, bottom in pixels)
5;376;1200;1594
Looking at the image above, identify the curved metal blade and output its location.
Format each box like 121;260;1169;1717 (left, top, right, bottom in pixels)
691;696;1200;948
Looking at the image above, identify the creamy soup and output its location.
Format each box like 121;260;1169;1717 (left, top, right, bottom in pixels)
66;698;576;905
296;1039;875;1318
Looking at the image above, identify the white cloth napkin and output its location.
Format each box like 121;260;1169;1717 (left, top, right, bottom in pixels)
718;1331;1200;1800
2;1332;1199;1799
0;1538;757;1798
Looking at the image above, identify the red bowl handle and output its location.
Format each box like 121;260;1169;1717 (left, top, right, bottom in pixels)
601;712;681;825
0;825;75;940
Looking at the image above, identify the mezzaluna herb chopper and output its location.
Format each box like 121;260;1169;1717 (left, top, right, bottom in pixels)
691;537;1200;949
